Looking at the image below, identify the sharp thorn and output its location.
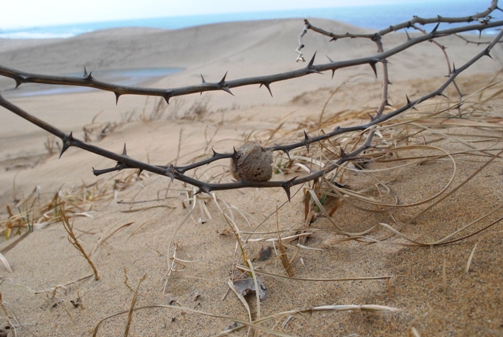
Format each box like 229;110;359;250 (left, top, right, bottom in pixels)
114;92;121;105
304;131;310;153
218;72;233;95
221;87;234;96
484;48;493;59
331;69;336;79
405;30;411;41
83;66;88;77
219;72;228;86
406;95;418;111
369;61;378;77
260;83;273;97
122;143;128;156
281;177;297;202
306;52;320;73
406;95;412;106
283;149;291;160
201;74;206;83
431;22;440;34
59;132;74;158
232;147;239;172
164;91;173;104
197;185;211;195
326;55;334;63
340;147;348;158
166;165;175;183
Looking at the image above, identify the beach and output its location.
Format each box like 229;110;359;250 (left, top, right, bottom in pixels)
0;17;503;336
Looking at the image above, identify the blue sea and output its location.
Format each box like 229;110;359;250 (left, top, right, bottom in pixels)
0;1;500;39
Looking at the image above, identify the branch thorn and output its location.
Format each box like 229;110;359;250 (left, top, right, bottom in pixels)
165;165;175;182
219;72;234;95
306;52;320;73
340;147;348;158
83;66;93;80
281;177;297;202
164;91;173;104
282;149;291;160
369;60;378;77
232;147;239;172
59;132;74;158
484;48;493;59
431;23;440;34
197;185;211;195
259;82;273;97
14;78;23;89
304;131;310;153
406;95;418;111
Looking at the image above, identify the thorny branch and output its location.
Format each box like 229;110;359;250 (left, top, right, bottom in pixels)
0;2;502;200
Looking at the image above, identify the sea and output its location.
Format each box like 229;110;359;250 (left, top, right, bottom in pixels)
0;0;500;39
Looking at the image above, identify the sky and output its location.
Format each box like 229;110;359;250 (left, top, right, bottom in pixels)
0;0;444;29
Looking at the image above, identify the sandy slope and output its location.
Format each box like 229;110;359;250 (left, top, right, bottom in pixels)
0;18;502;336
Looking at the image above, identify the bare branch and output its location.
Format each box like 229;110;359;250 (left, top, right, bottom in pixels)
0;3;502;200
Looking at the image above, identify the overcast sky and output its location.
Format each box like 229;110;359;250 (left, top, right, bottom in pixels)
1;0;444;29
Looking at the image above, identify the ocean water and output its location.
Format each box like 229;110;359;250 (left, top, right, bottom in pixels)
0;1;500;39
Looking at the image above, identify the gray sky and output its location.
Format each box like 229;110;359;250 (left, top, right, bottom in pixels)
1;0;425;29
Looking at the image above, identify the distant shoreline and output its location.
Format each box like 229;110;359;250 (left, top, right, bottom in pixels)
0;1;497;39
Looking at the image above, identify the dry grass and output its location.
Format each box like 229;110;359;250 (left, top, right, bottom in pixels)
2;72;503;336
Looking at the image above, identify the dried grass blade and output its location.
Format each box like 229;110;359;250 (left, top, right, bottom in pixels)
431;204;503;245
124;274;147;337
466;241;479;273
0;252;13;273
91;221;134;256
254;304;401;324
227;279;252;322
61;206;100;280
247;259;261;320
276;207;294;277
93;304;293;337
237;265;390;282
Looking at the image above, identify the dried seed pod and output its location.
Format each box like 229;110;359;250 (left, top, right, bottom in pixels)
230;141;273;182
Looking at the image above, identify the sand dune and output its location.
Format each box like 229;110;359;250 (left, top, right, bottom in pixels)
0;17;502;336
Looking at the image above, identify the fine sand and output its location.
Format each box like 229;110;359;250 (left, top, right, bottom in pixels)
0;18;503;336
